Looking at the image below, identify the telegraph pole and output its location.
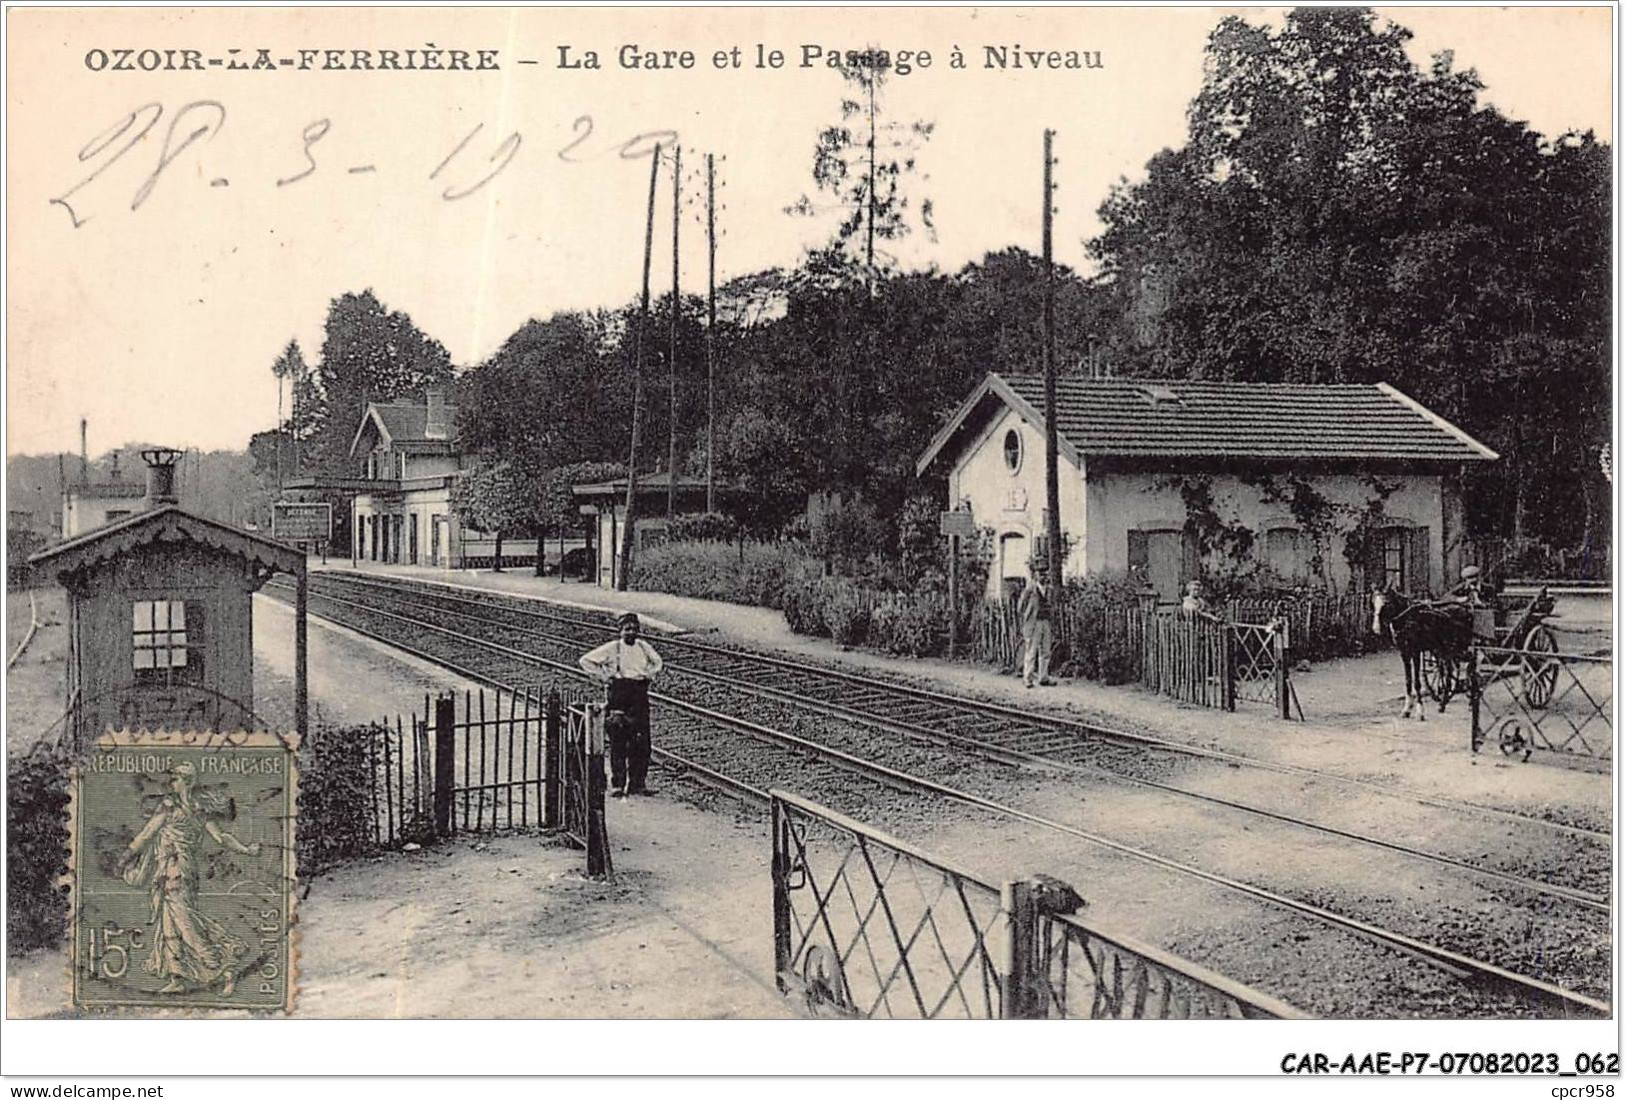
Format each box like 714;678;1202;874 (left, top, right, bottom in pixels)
618;144;662;591
1042;129;1063;598
705;152;717;515
668;145;681;521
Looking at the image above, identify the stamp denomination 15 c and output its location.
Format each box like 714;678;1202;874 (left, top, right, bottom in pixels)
70;730;297;1011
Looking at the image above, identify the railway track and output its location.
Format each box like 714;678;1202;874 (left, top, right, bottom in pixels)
266;572;1611;1019
279;571;1613;900
300;572;1611;839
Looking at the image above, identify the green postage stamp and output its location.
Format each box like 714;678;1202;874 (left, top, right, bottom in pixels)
70;731;298;1012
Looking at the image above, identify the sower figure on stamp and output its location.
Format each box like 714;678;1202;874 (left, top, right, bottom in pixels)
117;762;260;995
579;612;664;797
1019;575;1055;688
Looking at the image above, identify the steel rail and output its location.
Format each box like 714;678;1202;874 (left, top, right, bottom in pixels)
274;582;1611;1019
294;570;1612;843
278;575;1611;911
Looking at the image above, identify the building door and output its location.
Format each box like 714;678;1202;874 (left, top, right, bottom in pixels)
409;514;418;564
431;516;442;566
1129;528;1194;604
997;532;1029;601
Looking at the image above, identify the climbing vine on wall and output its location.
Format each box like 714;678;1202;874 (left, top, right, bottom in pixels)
1152;476;1259;597
1244;473;1350;587
1341;475;1401;584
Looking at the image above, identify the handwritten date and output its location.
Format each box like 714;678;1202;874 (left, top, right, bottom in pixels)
50;101;677;229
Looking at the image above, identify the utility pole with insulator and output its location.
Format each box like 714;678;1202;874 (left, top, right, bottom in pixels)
705;152;717;515
1042;129;1063;599
667;144;682;522
619;144;662;591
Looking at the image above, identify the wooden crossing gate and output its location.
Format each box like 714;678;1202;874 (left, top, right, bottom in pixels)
562;702;611;876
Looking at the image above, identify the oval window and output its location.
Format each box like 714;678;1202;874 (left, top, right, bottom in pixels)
1002;429;1022;473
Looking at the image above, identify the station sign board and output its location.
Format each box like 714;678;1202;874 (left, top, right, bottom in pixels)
273;501;332;543
938;510;978;540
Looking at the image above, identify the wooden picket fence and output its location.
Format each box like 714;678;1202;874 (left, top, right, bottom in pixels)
1139;611;1232;709
975;599;1290;715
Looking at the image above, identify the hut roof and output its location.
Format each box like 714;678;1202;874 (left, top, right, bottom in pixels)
31;505;305;579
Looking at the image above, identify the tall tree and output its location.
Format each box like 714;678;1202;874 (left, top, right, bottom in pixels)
305;290;455;474
1089;7;1611;555
455;310;630;471
450;458;531;572
269;339;308;487
786;54;936;281
785;53;938;494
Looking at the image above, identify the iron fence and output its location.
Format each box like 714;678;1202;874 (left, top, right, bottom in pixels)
1040;912;1298;1019
770;790;1305;1019
1470;645;1613;761
438;685;549;834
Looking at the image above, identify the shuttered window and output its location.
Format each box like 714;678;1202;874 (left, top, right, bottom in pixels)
1129;528;1192;603
1265;527;1304;583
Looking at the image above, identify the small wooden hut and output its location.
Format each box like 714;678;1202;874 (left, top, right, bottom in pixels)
31;449;308;744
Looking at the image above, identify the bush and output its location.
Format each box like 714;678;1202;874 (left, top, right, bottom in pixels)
668;511;739;544
628;539;818;608
808;497;885;573
298;723;387;874
6;746;71;954
820;578;871;647
779;573;825;636
869;593;946;657
1053;572;1146;684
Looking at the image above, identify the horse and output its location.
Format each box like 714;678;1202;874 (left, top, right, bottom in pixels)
1371;587;1473;720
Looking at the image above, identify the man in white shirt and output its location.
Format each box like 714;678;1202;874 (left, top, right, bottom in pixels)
578;612;665;797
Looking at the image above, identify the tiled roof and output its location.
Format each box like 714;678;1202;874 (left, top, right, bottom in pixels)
919;374;1496;471
372;403;458;443
572;472;723;497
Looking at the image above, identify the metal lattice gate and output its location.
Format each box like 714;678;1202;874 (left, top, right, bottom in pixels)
770;790;1304;1019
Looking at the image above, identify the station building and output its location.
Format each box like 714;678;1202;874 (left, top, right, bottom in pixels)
917;373;1498;603
572;472;717;589
346;389;464;567
62;453;147;538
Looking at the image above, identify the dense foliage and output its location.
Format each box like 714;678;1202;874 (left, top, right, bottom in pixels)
1089;8;1610;558
298;723;396;873
223;8;1611;574
5;748;71;953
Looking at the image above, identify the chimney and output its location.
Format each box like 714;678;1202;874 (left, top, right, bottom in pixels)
139;447;183;508
424;388;448;440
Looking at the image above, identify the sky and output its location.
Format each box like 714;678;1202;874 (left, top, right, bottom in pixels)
4;5;1614;457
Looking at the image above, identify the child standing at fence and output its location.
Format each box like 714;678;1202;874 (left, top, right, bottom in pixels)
579;612;664;797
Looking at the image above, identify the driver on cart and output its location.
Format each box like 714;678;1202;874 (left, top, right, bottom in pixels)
1446;564;1491;608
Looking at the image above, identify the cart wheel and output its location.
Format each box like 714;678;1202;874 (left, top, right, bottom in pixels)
1496;718;1533;763
801;943;850;1013
1521;626;1560;709
1422;652;1458;705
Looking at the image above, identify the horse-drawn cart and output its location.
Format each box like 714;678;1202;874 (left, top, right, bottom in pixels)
1423;587;1559;707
